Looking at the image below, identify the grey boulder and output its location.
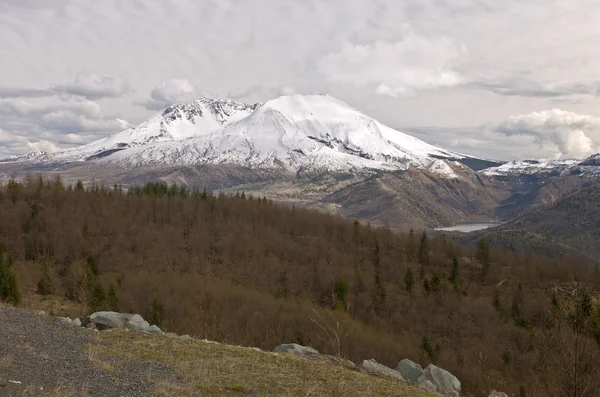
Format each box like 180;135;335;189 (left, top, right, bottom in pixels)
489;391;509;397
273;343;319;356
146;325;163;334
395;359;423;382
83;312;150;332
417;364;461;397
359;359;405;382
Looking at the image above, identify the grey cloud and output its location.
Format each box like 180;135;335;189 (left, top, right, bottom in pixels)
0;0;70;9
0;72;131;100
0;87;53;98
468;79;600;98
134;79;197;110
52;72;131;100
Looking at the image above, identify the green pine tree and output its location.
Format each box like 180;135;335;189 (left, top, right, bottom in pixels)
333;278;349;312
90;282;106;311
404;267;414;293
418;232;429;267
37;268;55;296
108;284;119;311
0;245;21;305
476;237;491;280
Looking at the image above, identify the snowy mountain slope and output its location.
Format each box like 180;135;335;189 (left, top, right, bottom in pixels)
4;94;473;178
92;94;466;177
482;154;600;177
42;98;259;163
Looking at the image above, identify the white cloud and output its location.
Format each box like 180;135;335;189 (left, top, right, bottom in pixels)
317;25;464;96
0;97;131;157
493;109;600;158
52;71;131;100
135;79;197;110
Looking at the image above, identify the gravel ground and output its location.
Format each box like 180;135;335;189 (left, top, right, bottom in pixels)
0;305;176;396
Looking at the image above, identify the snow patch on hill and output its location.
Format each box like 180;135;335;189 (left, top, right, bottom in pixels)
482;154;600;177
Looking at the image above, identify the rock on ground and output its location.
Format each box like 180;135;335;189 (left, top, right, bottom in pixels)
83;311;150;332
273;343;319;356
489;391;509;397
417;364;461;397
395;359;423;383
146;325;164;334
321;355;358;371
359;359;405;382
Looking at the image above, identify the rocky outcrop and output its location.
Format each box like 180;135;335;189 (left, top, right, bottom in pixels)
273;343;319;356
417;364;461;397
395;359;423;382
358;359;405;382
62;311;164;335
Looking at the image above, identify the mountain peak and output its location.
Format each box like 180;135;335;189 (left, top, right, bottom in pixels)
6;93;470;178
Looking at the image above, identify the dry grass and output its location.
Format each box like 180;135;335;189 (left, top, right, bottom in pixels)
95;332;437;397
86;342;116;372
21;294;84;319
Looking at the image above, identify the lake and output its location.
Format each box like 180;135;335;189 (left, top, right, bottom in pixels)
434;223;501;233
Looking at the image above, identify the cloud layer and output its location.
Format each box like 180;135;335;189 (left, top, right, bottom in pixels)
494;109;600;158
318;25;464;97
53;72;131;100
135;79;197;110
1;0;600;159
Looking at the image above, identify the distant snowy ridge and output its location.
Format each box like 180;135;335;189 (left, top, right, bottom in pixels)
482;154;600;177
4;94;470;178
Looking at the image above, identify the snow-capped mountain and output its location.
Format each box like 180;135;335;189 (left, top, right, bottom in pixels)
5;94;470;178
482;154;600;177
40;97;259;163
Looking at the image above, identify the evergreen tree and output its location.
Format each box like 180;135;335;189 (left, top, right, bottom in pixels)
150;297;164;328
87;252;99;276
90;282;106;311
430;274;441;292
404;267;414;293
418;231;429;267
476;237;491;280
551;292;560;311
333;278;349;311
37;267;55;296
511;283;529;328
372;241;386;315
407;228;416;261
418;265;425;281
420;336;441;364
0;245;20;305
423;278;431;293
449;257;459;285
108;284;119;311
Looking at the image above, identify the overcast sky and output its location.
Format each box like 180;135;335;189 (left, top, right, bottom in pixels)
1;0;600;161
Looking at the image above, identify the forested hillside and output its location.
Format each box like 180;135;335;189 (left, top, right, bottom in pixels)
1;175;600;396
